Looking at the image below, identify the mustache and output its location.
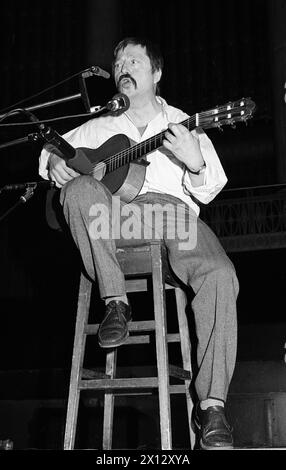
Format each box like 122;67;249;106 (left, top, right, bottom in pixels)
118;73;137;88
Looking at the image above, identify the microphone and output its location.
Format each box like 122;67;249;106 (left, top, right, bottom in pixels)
38;94;129;173
106;93;130;115
39;124;94;174
39;124;76;159
90;66;110;79
81;66;110;80
2;181;55;191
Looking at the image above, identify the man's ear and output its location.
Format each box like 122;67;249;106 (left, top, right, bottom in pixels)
154;68;162;85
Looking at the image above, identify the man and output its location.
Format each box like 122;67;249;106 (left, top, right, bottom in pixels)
39;37;239;450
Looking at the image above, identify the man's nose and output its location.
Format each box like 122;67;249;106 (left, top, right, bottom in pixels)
121;61;129;74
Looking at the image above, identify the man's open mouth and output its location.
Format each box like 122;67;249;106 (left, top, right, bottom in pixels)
118;74;136;88
121;77;131;84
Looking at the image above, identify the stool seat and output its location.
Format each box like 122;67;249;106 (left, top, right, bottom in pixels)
64;239;195;450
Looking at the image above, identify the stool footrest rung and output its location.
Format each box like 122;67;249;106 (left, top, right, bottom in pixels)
169;364;192;380
111;385;189;396
125;335;151;344
169;384;190;394
79;377;158;390
82;384;189;398
129;320;156;331
81;364;191;381
82;368;111;379
84;324;181;345
79;379;189;395
85;320;156;335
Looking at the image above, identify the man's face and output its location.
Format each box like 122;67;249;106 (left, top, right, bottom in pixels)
113;44;161;98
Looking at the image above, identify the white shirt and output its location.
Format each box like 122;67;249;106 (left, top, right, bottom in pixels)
39;97;227;215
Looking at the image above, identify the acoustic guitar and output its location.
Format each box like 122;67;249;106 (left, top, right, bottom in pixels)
45;98;256;230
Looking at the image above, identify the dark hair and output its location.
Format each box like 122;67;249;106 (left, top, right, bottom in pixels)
112;37;164;74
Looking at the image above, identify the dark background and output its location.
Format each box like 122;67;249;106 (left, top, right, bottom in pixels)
0;0;286;450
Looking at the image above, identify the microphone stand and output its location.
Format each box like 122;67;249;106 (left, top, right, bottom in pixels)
0;94;84;150
0;74;120;221
0;90;107;150
0;98;72;221
0;64;109;120
0;90;104;220
0;181;56;223
0;93;82;120
0;132;42;150
0;185;36;223
0;65;109;119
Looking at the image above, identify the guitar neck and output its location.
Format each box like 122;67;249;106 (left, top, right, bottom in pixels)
103;97;255;173
105;114;197;173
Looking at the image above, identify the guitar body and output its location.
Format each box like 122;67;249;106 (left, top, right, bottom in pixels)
105;160;148;201
80;134;148;202
46;134;148;230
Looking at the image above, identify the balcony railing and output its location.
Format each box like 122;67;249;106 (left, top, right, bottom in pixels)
200;183;286;252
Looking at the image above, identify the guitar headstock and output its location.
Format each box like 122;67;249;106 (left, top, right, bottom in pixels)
198;98;256;130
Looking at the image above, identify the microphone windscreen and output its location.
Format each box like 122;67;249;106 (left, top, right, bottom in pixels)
108;93;130;116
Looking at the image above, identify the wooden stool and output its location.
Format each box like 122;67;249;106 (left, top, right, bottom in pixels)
63;240;195;450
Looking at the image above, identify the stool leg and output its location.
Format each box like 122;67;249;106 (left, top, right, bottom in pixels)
64;274;92;450
175;287;195;449
102;349;117;449
151;243;172;450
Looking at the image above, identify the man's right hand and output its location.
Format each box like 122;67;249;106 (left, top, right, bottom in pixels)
48;153;80;188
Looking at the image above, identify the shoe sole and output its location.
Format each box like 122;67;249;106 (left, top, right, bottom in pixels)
194;415;233;451
200;438;234;450
98;328;130;349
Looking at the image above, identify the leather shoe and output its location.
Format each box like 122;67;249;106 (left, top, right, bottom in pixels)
98;300;132;348
194;403;234;450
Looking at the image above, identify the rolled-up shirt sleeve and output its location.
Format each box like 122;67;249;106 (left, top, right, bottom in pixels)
182;127;227;204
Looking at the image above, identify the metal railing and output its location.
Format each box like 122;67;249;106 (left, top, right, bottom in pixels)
200;183;286;252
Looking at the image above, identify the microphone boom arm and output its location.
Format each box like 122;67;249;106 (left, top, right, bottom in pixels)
0;94;82;120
